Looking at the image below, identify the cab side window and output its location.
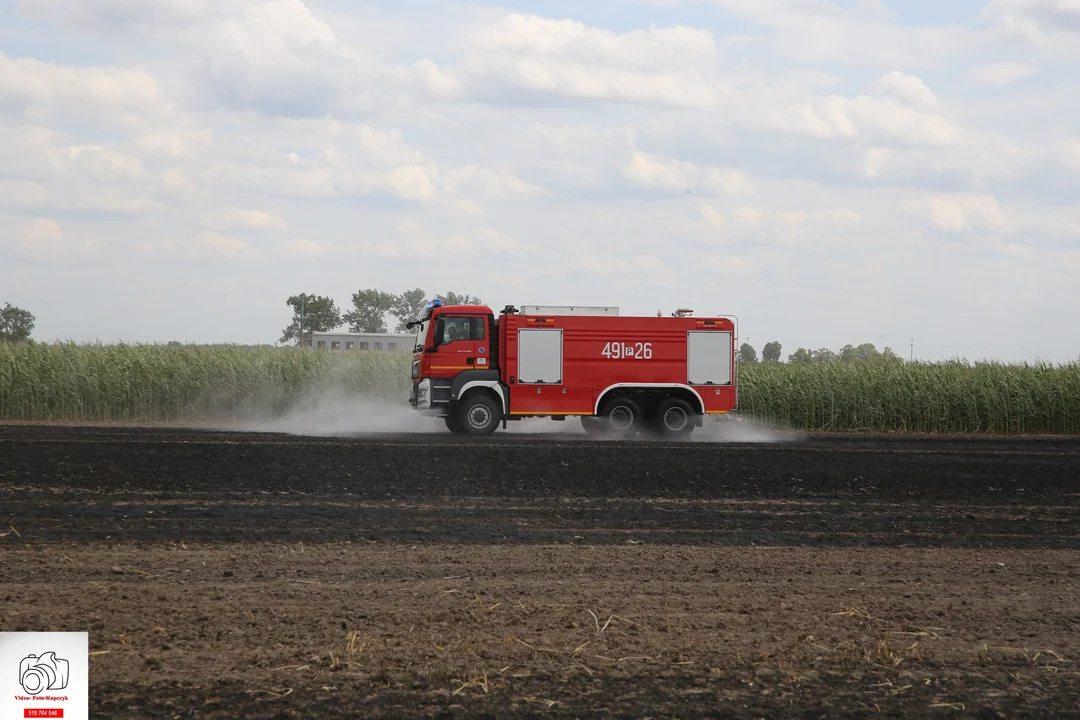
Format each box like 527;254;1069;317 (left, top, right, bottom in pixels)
439;316;485;344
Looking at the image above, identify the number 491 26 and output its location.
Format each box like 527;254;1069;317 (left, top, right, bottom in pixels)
601;341;653;359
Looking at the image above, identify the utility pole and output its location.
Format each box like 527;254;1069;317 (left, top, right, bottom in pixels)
300;294;306;348
910;338;913;361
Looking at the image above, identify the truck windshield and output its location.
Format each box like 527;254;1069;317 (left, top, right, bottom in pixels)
412;319;428;353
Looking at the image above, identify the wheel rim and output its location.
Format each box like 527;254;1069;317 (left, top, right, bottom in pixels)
468;405;492;429
609;405;634;430
663;406;688;431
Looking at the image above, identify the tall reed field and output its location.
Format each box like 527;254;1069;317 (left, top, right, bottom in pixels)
0;342;412;423
2;341;1079;433
736;356;1080;434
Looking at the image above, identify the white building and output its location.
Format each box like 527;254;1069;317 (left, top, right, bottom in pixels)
310;332;415;352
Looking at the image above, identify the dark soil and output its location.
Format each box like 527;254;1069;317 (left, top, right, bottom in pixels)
1;425;1079;718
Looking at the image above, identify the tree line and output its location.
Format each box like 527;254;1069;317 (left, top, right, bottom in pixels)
280;289;483;346
0;295;907;365
739;340;901;365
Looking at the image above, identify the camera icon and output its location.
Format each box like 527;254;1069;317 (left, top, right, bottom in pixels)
19;652;69;695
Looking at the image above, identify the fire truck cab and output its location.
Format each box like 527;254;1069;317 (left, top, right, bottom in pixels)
407;301;738;437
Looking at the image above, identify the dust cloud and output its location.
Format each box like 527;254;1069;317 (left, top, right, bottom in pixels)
238;390;442;437
230;385;794;443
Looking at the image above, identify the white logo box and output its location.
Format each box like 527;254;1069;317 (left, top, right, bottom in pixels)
0;632;88;720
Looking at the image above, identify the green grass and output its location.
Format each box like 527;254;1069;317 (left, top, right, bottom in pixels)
2;342;1079;434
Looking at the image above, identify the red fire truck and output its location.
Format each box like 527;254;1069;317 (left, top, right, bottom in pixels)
407;301;738;436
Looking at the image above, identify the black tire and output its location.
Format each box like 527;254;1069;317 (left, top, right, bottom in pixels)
444;412;464;434
651;396;696;438
598;395;641;438
456;393;502;435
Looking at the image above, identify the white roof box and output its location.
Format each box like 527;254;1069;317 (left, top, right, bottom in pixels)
521;305;620;316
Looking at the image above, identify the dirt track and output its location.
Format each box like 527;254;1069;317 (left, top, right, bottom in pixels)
2;425;1079;718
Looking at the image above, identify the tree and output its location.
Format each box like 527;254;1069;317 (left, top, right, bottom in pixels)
343;289;396;333
788;347;813;364
813;348;838;363
280;294;342;346
838;343;880;363
739;343;757;364
0;302;35;342
762;341;782;363
390;289;429;333
436;291;484;306
855;343;880;361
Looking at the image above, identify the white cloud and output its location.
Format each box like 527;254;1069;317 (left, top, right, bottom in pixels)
623;152;754;195
279;236;335;257
862;147;892;178
705;256;751;276
825;208;862;226
468;13;716;66
698;205;726;227
355;221;528;260
206;208;287;230
576;250;676;287
8;217;101;261
136;232;260;261
1058;138;1080;169
457;13;725;107
191;0;371;116
65;146;146;183
871;71;938;109
0;50;173;129
767;94;961;146
905;194;1011;234
197;231;258;258
694;203;866;250
437;165;547;199
731;206;766;228
969;62;1039;85
0;180;50;209
708;0;976;68
18;0;215;30
983;0;1080;34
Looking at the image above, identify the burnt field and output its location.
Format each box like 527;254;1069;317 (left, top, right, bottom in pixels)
2;424;1079;718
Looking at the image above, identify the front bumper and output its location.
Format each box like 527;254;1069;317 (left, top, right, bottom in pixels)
409;379;431;410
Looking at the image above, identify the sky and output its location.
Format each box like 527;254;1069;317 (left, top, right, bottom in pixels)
1;0;1078;363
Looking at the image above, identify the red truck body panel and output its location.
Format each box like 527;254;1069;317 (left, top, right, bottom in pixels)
497;312;736;416
409;304;738;424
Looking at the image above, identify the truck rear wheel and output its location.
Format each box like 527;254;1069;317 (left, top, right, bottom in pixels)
651;396;695;438
457;393;502;435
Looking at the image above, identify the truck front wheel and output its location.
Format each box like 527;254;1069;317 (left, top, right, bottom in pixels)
445;412;464;434
457;393;502;435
